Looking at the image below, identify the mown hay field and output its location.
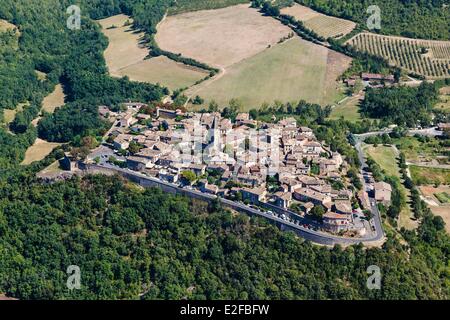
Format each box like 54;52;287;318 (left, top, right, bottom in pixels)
98;14;208;90
1;102;28;128
281;4;356;39
348;32;450;79
0;19;18;33
419;185;450;234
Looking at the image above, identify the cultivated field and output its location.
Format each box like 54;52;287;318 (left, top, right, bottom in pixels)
419;185;450;234
42;84;65;113
281;4;356;39
348;32;450;78
99;15;207;90
21;138;61;165
187;38;351;109
155;4;292;68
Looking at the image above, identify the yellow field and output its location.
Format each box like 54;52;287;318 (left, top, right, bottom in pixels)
364;144;417;230
187;38;351;109
281;4;356;39
98;14;207;90
42;84;65;113
348;32;450;79
21;138;61;165
155;4;292;68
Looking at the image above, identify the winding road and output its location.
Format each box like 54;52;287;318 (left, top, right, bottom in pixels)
85;162;386;247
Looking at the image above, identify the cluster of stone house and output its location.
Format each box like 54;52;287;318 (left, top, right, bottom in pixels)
98;103;359;234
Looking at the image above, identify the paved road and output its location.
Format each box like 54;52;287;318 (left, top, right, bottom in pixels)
86;163;385;246
354;137;385;242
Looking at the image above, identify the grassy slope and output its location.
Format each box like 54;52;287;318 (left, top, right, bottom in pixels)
435;87;450;111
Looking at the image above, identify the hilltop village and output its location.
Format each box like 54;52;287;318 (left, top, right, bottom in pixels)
73;102;385;236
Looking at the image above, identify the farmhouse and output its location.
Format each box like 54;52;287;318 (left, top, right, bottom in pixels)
374;181;392;204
